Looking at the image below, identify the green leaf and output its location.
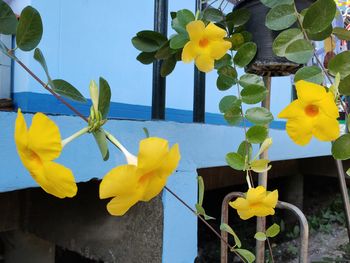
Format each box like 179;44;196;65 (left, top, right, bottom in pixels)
266;223;281;238
132;37;160;53
169;34;188;49
217;65;237;90
219;95;241;113
143;127;150;138
137;30;167;45
332;134;350;160
0;0;18;35
250;159;271;173
257;138;273;156
160;56;176;77
220;223;242;248
51;79;86;103
234;42;257;67
89;80;99;113
245;107;274;125
347;168;350;176
246;126;268;144
229;33;245;51
236;249;256;263
33;48;52;86
203;8;224;22
197;176;204;206
328;51;350;79
224;107;242;125
214;54;232;69
98;77;111;119
227;8;251;27
306;24;332;41
137;52;156;65
285;39;314;64
16;6;43;51
339;75;350;95
172;9;195;34
333;27;350;41
294;66;323;84
155;42;174;60
254;232;267;241
260;0;294;8
241;85;267;104
241;31;253;42
265;4;296;31
195;204;215;220
272;28;303;57
226;152;245;170
303;0;336;34
239;74;264;88
0;40;16;60
237;140;252;161
93;129;109;161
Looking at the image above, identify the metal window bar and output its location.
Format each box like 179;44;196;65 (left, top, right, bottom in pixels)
0;34;13;110
193;0;207;123
152;0;168;120
221;192;309;263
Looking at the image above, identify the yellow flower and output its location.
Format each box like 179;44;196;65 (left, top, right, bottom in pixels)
182;20;232;73
278;80;339;146
99;137;180;216
229;186;278;220
14;109;77;198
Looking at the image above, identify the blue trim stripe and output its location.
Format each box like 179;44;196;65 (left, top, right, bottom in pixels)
13;92;286;130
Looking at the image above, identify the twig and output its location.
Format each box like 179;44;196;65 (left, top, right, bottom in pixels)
266;238;275;263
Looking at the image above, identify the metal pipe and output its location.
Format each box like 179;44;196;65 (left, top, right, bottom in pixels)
193;0;207;123
335;159;350;240
152;0;168;120
256;75;272;262
221;192;309;263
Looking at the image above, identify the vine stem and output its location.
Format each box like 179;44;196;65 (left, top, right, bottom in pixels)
266;238;275;263
62;126;90;148
11;52;244;262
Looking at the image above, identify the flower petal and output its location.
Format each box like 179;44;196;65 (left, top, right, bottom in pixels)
140;143;180;201
253;206;276;217
106;194;140;216
186;20;205;41
204;22;227;40
236;209;256;220
229;197;249;210
246;186;266;204
312;114;340;142
28;113;62;161
195;54;214;73
285;117;313;146
137;137;169;174
263;190;278;208
278;100;305;119
318;92;339;119
99;165;140;199
182;41;197;63
210;40;231;60
14;109;28;151
295;80;326;103
34;161;77;198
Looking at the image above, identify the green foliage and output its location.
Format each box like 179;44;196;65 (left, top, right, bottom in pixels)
137;52;156;65
239;74;264;88
260;0;294;8
294;66;323;84
237;140;252;161
0;0;18;35
266;223;280;237
241;85;267;104
236;249;256;263
233;42;257;67
245;107;274;125
214;54;232;69
226;152;245;170
226;8;251;27
333;27;350;41
272;28;304;57
250;159;271;173
224;107;242;125
98;77;111;119
169;34;188;49
33;48;52;83
306;24;332;41
132;30;167;52
284;39;314;64
220;223;242;248
254;231;267;241
332;134;350;160
51;79;86;103
171;9;195;34
195;176;215;220
217;65;237;90
246;125;268;144
16;6;43;51
203;8;224;22
229;33;245;50
328;51;350;79
93;129;109;161
338;75;350;95
219;95;241;113
302;0;336;34
160;56;177;77
265;4;296;31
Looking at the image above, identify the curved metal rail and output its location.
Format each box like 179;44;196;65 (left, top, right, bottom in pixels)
221;192;309;263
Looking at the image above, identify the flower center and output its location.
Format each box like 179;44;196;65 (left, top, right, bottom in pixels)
199;38;209;48
304;104;319;117
26;149;43;167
